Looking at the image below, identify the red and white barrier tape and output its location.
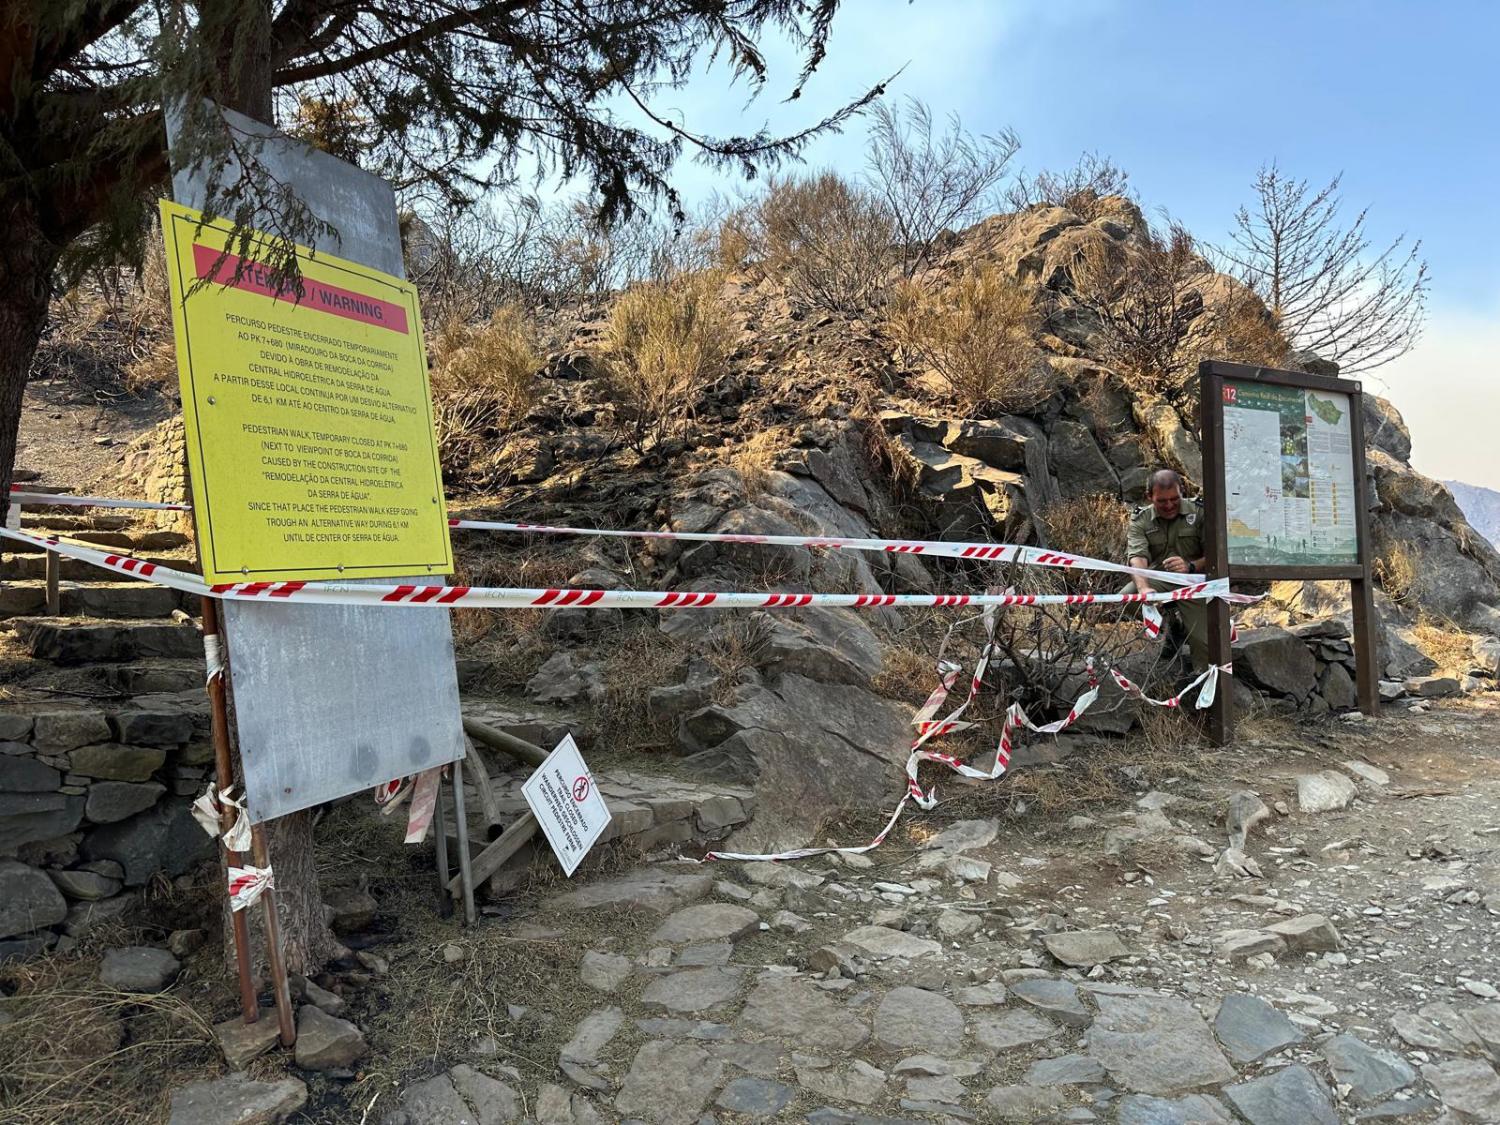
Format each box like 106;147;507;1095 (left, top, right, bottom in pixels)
704;637;1226;864
191;783;252;852
404;767;442;844
0;526;1256;611
1110;663;1229;709
447;515;1210;589
227;864;274;912
7;485;1217;591
704;663;1223;863
374;776;413;811
203;634;225;685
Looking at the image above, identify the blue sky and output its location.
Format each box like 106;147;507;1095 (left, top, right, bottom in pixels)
628;0;1498;488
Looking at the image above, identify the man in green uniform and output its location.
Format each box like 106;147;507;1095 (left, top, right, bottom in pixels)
1126;469;1208;668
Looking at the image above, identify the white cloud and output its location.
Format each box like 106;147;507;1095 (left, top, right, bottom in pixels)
1373;298;1500;491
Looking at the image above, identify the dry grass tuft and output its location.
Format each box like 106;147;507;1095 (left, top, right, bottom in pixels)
0;959;217;1124
1039;493;1129;563
447;542;587;689
594;626;682;755
1210;286;1291;368
873;638;939;707
726;429;786;498
747;173;894;314
603;271;730;450
1410;614;1477;676
1375;541;1419;607
960;706;1216;821
429;305;542;486
702;616;771;700
886;263;1047;413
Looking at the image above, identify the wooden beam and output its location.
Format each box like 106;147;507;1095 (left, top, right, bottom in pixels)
448;811;538;897
461;716;548;768
464;738;503;829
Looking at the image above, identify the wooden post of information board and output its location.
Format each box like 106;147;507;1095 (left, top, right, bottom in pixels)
1198;367;1234;747
1197;360;1379;747
1346;396;1381;715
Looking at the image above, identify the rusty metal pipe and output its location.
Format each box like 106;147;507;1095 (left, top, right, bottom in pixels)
201;596;258;1025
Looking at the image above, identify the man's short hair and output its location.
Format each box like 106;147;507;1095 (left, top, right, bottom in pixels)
1148;468;1182;495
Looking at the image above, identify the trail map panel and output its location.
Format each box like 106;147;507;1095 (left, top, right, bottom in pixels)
159;199;452;584
1222;379;1357;566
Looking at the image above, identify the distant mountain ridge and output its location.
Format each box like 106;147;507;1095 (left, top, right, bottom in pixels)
1447;480;1500;547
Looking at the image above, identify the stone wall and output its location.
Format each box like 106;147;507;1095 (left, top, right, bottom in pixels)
0;699;214;958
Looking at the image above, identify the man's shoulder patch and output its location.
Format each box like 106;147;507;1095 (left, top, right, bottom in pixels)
1184;512;1197;525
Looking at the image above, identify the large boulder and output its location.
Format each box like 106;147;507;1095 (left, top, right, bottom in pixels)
941;416;1034;471
1369;452;1466;523
0;791;84;851
752;607;884;687
894;437;1034;540
1132;396;1202;483
1373;512;1500;629
1233;628;1318;700
81;798;214;885
679;674;910;851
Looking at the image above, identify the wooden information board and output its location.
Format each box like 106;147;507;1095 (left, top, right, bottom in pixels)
1198;360;1379;744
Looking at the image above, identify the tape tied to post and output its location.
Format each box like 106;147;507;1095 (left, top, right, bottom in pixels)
227;864;274;912
191;783;253;853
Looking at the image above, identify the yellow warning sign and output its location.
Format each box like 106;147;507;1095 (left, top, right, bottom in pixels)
159;200;453;584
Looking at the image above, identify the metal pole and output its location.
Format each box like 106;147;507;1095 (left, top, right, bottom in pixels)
451;761;476;925
201;596;258;1025
434;772;452;918
45;548;60;615
250;823;296;1047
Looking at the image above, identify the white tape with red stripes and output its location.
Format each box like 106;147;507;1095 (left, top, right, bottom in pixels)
447;515;1209;589
227;864;274;912
708;660;1224;870
191;783;252;852
0;525;1256;612
7;486;1215;592
404;767;443;845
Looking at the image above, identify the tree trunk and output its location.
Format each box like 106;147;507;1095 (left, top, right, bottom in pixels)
0;198;59;525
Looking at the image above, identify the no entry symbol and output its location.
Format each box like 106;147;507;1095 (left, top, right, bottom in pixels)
572;775;591;802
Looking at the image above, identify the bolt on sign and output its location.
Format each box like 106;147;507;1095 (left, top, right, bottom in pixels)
158;199;453;585
522;736;613;877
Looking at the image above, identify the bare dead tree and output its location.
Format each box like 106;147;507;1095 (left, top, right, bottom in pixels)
1005;151;1134;220
744;173;896;313
1219;163;1428;374
864;98;1019;278
1069;219;1218;393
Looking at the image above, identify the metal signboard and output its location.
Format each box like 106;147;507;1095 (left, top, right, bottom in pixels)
158;200;452;584
167;103;465;822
